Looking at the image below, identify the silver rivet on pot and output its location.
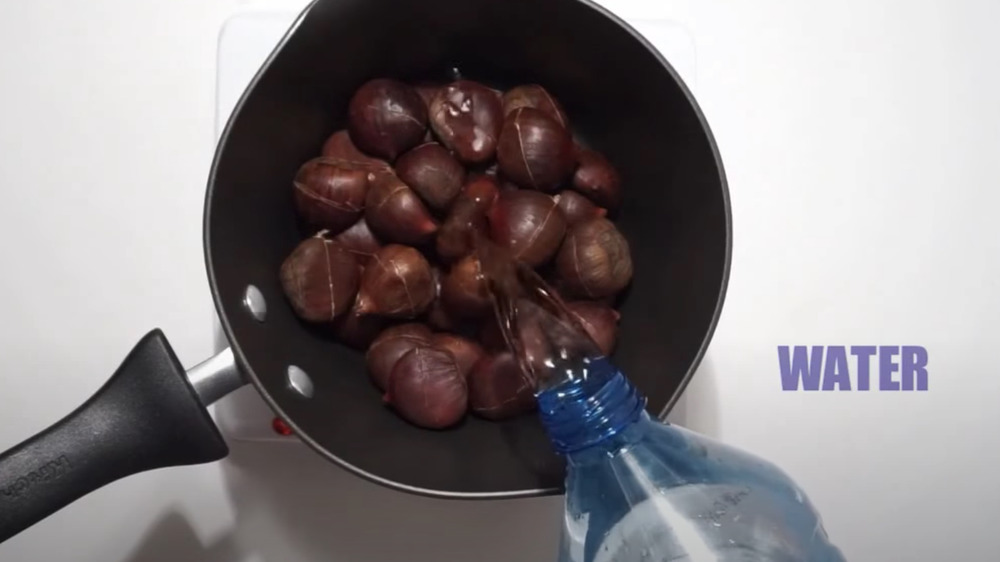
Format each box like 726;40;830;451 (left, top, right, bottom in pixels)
243;285;267;322
286;365;314;399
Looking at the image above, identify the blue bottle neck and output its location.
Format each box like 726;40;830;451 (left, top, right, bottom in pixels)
535;357;648;455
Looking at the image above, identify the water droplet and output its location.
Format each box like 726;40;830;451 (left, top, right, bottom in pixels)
712;521;722;527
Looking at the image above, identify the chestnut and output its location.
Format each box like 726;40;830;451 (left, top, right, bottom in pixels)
565;301;620;356
348;78;428;161
462;174;503;212
478;314;506;352
320;130;393;175
487;190;567;267
279;234;361;323
395;142;466;213
496;107;575;192
356;244;436;319
365;173;439;246
475;300;551;378
293;157;368;234
385;346;468;429
429;80;503;165
426;267;461;332
414;83;441;111
555;218;633;299
468;352;536;420
436;175;499;262
333;295;387;350
501;85;569;130
430;333;485;379
441;254;491;319
331;217;381;266
366;323;432;390
554;190;607;226
572;149;622;211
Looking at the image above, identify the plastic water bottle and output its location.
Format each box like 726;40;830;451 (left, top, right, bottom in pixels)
480;251;848;562
537;356;848;562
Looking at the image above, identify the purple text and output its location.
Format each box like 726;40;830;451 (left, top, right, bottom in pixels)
778;346;928;391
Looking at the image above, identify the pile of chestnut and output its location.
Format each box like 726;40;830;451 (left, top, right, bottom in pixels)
280;77;632;430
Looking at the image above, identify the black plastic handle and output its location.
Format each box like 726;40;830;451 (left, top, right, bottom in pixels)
0;329;229;543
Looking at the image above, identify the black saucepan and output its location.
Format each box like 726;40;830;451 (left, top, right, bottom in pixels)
0;0;731;544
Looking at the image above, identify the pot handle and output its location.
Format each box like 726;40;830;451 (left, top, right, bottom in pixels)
0;329;235;544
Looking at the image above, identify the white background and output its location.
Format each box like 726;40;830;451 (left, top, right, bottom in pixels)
0;0;998;561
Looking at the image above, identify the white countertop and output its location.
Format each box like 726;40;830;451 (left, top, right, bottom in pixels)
0;0;998;560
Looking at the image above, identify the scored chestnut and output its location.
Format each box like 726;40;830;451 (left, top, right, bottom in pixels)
430;333;485;379
321;130;393;175
425;266;461;332
436;175;499;262
385;346;468;429
554;190;607;226
496;107;575;192
565;300;620;356
555;218;633;299
366;323;432;390
331;217;381;266
279;234;361;323
488;190;567;268
348;78;428;161
365;173;439;246
501;84;569;130
333;294;388;350
429;80;503;165
293;157;369;234
356;244;436;319
441;254;492;319
572;148;622;211
395;142;466;213
468;352;536;420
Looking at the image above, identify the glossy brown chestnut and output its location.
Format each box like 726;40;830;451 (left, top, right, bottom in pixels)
501;85;569;129
333;294;387;350
441;255;492;319
356;244;435;319
348;78;428;161
467;352;536;420
279;235;361;323
320;130;393;175
496;107;575;192
429;80;503;165
487;190;567;267
394;142;466;213
554;190;607;226
435;175;499;262
331;217;381;266
430;333;485;379
555;218;633;299
293;157;369;233
364;173;439;246
499;179;520;192
414;83;441;111
385;347;468;429
565;300;620;356
365;323;432;391
572;149;622;211
425;267;460;332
